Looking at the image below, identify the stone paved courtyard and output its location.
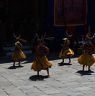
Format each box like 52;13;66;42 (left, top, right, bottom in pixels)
0;55;95;96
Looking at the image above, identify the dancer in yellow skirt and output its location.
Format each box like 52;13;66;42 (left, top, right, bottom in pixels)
78;27;95;71
59;38;74;64
12;34;26;67
31;39;52;77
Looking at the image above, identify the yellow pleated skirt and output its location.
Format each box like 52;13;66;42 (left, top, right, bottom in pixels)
12;50;26;62
78;53;95;66
59;48;74;59
31;56;52;71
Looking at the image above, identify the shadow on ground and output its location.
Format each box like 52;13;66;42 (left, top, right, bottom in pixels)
29;75;49;81
76;70;94;76
8;65;24;69
58;62;72;66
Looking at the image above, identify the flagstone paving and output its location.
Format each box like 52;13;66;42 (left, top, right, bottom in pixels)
0;55;95;96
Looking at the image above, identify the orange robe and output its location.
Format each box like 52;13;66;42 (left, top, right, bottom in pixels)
12;41;26;62
31;44;52;71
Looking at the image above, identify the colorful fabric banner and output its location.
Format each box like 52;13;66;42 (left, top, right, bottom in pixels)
54;0;87;26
